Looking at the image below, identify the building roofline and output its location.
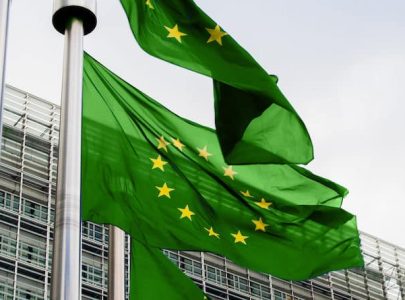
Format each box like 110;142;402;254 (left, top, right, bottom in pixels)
6;83;59;107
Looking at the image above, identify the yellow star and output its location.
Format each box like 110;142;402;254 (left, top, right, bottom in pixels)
165;24;187;43
223;166;237;180
206;24;228;45
156;183;174;198
178;205;195;221
255;198;272;210
205;227;220;239
150;155;168;171
231;230;248;245
171;138;185;151
197;146;212;161
241;190;254;198
252;218;269;232
145;0;154;9
156;136;170;152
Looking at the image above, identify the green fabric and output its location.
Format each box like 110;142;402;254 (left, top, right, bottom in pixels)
81;53;363;288
130;240;206;299
118;0;313;165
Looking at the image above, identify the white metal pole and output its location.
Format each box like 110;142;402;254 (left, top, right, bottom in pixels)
108;225;126;300
51;18;84;299
0;0;11;145
51;2;96;300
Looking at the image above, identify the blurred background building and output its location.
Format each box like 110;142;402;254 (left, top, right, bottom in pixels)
0;85;404;300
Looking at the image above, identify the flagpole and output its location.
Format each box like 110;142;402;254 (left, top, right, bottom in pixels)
0;0;11;147
51;2;96;300
108;225;126;300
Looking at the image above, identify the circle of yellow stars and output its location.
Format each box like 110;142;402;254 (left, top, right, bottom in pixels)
150;135;276;246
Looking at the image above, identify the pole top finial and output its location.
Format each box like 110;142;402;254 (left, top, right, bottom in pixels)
52;0;97;35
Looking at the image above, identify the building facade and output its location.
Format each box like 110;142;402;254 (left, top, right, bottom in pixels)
0;85;404;300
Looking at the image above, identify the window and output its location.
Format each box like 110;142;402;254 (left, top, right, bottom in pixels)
227;274;248;292
0;191;19;212
2;137;22;156
0;235;17;257
163;250;179;266
180;257;202;277
205;266;227;285
274;290;287;300
0;282;14;300
15;284;44;300
82;222;104;243
250;281;271;299
82;264;104;287
22;199;48;223
19;241;46;268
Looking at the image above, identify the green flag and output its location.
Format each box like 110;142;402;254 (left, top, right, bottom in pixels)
81;53;363;286
118;0;313;165
130;240;207;299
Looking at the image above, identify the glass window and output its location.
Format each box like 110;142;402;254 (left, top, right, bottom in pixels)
19;241;46;268
180;257;202;276
15;278;44;300
82;264;104;287
227;273;249;293
0;282;14;300
94;225;102;241
22;199;48;223
181;258;193;273
250;281;271;300
274;290;287;300
0;191;19;212
2;137;22;156
250;282;262;297
238;277;248;292
206;266;226;285
163;251;179;265
82;222;104;243
15;286;44;300
0;235;17;257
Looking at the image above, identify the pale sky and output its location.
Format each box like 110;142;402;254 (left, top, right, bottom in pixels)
5;0;405;248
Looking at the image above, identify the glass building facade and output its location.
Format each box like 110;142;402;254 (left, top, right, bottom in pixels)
0;84;404;300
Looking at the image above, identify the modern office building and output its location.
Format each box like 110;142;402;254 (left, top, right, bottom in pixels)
0;84;404;300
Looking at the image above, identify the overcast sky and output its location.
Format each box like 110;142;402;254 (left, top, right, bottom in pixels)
5;0;405;248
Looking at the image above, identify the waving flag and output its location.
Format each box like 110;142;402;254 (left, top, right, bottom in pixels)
81;54;363;298
118;0;314;164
